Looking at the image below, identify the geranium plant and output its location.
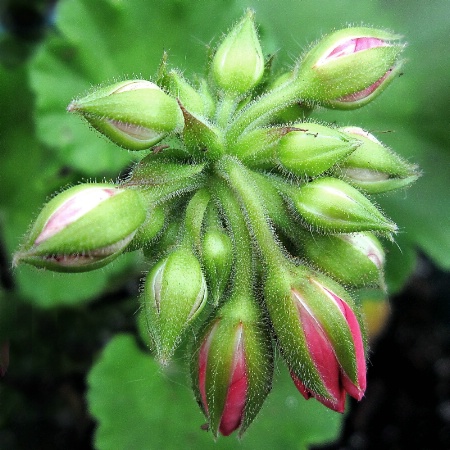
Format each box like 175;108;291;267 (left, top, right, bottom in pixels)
13;10;418;439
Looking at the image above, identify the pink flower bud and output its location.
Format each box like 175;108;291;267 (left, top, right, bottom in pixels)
290;278;366;412
14;184;147;272
297;28;404;107
198;321;248;436
192;295;273;437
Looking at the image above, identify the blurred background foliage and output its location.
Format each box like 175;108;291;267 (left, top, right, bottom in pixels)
0;0;449;449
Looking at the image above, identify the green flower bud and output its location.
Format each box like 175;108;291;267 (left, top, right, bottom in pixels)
143;248;207;364
202;229;233;305
298;28;404;104
276;123;360;177
302;232;385;287
212;10;264;95
68;80;184;150
14;184;146;272
191;295;273;437
288;177;397;234
335;127;420;193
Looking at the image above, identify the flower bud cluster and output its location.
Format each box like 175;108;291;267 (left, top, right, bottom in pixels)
14;10;418;439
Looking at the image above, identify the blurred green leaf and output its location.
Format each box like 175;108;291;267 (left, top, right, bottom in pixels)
88;334;343;450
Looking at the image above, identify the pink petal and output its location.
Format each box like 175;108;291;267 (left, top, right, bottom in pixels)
219;325;248;436
354;37;386;52
318;36;388;66
291;371;346;413
198;322;220;414
36;188;116;245
340;302;367;400
320;285;367;399
292;289;345;410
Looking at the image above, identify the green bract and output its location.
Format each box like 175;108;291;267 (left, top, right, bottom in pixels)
15;10;417;438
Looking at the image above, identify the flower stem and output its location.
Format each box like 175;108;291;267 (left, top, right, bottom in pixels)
217;156;290;273
226;80;303;143
215;94;238;129
214;179;254;298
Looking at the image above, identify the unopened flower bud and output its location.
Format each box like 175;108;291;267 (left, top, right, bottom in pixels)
14;184;146;272
202;229;233;305
276;123;360;177
143;248;207;364
335;127;419;193
302;232;385;287
212;10;264;94
68;80;184;150
298;28;404;105
289;176;397;234
265;267;366;412
191;295;273;437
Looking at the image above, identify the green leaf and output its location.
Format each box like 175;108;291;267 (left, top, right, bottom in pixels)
88;334;343;450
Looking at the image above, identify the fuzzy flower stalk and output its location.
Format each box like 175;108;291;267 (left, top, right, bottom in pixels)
14;10;418;438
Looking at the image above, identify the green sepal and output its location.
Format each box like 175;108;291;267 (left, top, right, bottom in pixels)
179;104;224;158
69;80;184;150
127;156;207;205
159;65;207;117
